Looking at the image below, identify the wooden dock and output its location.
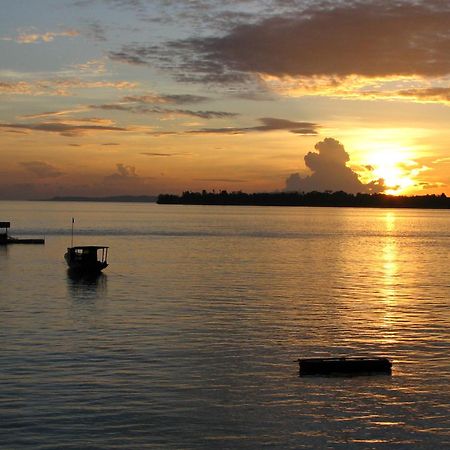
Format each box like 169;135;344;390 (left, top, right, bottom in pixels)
1;221;45;245
5;237;45;244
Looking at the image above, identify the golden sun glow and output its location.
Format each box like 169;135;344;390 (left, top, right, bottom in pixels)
371;156;415;194
355;138;424;195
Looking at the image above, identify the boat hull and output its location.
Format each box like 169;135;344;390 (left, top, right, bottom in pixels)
64;252;108;273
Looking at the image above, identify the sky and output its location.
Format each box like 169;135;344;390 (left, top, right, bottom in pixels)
1;0;449;199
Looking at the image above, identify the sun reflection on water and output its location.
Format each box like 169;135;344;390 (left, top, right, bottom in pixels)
379;213;400;344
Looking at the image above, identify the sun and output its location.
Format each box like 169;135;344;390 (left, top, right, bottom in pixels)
347;128;430;195
370;154;415;194
360;143;419;195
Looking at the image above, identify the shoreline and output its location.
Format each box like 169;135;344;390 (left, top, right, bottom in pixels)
157;191;450;209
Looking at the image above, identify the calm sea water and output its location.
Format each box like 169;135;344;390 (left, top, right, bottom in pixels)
0;201;449;449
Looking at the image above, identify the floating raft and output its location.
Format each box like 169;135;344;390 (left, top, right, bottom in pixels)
298;357;392;376
0;221;45;245
5;237;45;244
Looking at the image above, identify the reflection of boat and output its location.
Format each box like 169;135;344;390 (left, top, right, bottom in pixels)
67;269;107;297
64;246;109;273
298;357;392;376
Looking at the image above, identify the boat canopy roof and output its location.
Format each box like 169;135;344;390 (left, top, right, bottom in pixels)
69;246;109;250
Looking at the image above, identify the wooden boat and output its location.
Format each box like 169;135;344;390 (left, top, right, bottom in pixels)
64;246;108;273
298;357;392;376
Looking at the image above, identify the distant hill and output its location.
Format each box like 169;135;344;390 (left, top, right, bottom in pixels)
48;195;157;203
157;190;450;209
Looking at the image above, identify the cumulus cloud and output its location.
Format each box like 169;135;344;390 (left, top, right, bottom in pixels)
20;161;64;178
285;138;386;194
103;163;154;192
105;163;138;181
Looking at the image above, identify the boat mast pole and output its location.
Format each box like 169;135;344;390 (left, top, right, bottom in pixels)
71;217;74;247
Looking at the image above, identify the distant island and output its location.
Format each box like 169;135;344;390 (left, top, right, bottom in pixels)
157;190;450;209
47;195;157;203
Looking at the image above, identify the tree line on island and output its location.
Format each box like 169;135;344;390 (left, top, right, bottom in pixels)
157;190;450;209
45;138;448;208
159;138;449;208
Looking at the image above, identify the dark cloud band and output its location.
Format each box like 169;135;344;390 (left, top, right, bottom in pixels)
109;1;450;83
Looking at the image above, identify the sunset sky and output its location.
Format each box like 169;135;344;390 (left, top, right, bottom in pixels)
1;0;449;199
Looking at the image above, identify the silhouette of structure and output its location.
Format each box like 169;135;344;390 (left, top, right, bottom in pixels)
157;191;450;209
298;357;392;376
0;222;9;245
0;221;45;245
65;246;109;273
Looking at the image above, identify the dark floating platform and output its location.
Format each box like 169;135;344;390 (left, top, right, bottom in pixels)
298;357;392;376
0;221;45;245
5;237;45;245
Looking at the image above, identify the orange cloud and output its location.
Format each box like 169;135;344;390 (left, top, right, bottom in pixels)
20;161;64;178
92;101;237;119
186;117;318;135
0;121;128;137
69;59;107;74
0;79;137;96
112;2;450;79
5;29;80;44
0;81;36;95
113;1;449;105
123;93;210;105
260;74;450;105
103;163;154;191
